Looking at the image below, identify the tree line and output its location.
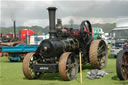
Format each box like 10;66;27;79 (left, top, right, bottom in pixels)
0;23;116;35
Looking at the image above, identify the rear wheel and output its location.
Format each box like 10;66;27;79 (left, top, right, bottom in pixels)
22;52;42;79
89;39;108;69
116;50;128;80
59;52;78;81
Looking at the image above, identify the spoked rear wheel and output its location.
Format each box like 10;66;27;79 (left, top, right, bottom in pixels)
89;39;108;69
116;50;128;80
22;52;42;79
59;52;78;81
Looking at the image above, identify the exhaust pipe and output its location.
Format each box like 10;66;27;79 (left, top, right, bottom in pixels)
47;7;57;38
13;20;16;39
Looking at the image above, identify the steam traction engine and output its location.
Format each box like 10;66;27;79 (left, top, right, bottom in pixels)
22;7;108;80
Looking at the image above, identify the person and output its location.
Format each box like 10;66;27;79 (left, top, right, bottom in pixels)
123;41;128;50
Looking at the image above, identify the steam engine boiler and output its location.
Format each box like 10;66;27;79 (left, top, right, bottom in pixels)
22;7;108;81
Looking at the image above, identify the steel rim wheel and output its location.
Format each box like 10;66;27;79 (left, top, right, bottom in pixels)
116;50;128;80
59;52;78;81
22;52;41;79
89;39;108;69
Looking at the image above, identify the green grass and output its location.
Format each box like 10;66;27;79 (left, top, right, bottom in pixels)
0;55;128;85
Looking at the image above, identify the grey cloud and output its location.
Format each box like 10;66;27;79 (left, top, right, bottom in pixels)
1;0;128;27
54;1;128;18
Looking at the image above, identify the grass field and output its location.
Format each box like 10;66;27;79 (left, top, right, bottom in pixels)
0;53;128;85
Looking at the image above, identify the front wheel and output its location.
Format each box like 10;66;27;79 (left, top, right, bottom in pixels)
59;52;79;81
22;52;42;79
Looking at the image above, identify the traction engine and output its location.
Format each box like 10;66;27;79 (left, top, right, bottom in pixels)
22;7;108;81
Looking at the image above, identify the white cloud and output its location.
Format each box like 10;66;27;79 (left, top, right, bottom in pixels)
22;16;128;28
62;16;118;25
4;0;127;1
23;19;48;27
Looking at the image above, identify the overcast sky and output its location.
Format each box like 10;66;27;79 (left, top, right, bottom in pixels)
0;0;128;27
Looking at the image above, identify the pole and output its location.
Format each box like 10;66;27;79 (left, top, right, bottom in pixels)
79;51;82;84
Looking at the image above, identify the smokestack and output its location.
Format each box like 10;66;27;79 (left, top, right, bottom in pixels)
0;33;2;37
13;20;16;38
0;33;2;43
47;7;57;38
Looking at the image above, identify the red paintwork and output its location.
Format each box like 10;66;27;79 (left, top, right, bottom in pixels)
0;40;25;57
0;40;25;47
64;27;93;38
3;33;13;39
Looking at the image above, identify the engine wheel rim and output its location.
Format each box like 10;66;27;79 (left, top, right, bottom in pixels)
66;53;78;80
97;40;108;67
59;52;78;81
29;56;38;78
89;40;108;69
121;54;128;80
22;52;41;79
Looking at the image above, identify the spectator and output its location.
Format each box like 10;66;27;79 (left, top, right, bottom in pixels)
123;41;128;50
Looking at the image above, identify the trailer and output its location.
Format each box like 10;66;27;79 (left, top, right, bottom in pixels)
0;40;25;57
1;35;48;61
2;44;38;61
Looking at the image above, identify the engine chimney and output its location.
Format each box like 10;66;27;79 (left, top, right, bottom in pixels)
47;7;57;38
13;20;16;38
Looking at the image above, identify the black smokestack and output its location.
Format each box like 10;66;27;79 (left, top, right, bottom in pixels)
47;7;57;38
13;20;16;38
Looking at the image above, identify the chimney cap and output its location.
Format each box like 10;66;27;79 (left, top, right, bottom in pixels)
47;7;57;10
